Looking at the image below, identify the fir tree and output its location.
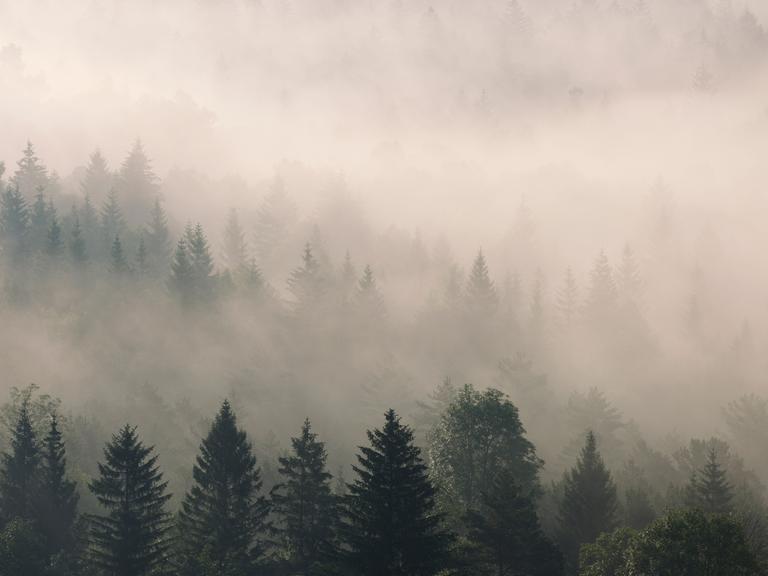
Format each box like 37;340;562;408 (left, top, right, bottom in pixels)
168;237;195;306
110;235;128;274
465;249;497;315
222;208;248;272
117;140;159;226
0;397;40;522
145;197;171;275
88;424;172;576
101;189;125;252
177;400;270;575
558;431;618;573
687;448;733;515
186;223;215;299
69;217;87;265
81;149;112;208
343;409;452;576
29;189;50;253
12;141;48;199
466;467;563;576
271;419;339;575
45;212;63;258
0;185;30;264
287;244;325;314
38;413;79;563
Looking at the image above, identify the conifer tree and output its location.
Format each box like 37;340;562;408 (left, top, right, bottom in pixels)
0;397;40;522
69;217;87;265
339;251;357;306
465;249;497;315
177;400;269;575
556;267;579;331
12;141;48;199
117;140;159;226
0;185;30;264
145;197;171;275
466;467;563;576
343;409;452;576
687;448;733;515
29;189;50;253
287;244;325;314
45;212;63;258
168;237;194;306
81;149;112;208
584;251;617;326
222;208;248;272
81;193;101;252
136;235;149;276
355;264;385;321
38;413;79;563
186;223;215;299
101;189;125;252
88;425;172;576
110;235;128;274
271;419;339;575
558;430;618;573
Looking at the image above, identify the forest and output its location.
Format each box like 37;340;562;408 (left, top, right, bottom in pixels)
3;0;768;575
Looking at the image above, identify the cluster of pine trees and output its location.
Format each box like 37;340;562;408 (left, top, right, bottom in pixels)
0;382;762;576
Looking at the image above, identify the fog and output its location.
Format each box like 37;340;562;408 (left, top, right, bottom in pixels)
1;0;768;552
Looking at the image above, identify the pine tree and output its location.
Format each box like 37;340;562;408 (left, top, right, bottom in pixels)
168;237;195;306
45;212;63;257
687;448;733;515
69;217;87;265
556;267;579;331
117;140;159;226
177;400;270;575
38;413;79;563
110;235;128;274
145;197;171;275
101;189;125;253
0;185;30;264
466;467;563;576
222;208;248;272
343;409;452;576
271;419;339;575
81;149;112;208
0;397;40;522
355;264;386;321
558;430;618;573
88;424;172;576
12;141;48;199
465;249;497;315
186;223;215;296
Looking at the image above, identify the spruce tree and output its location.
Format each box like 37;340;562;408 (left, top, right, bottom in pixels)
556;267;579;331
12;141;48;199
110;235;128;275
88;424;172;576
558;430;618;573
45;212;63;258
39;413;79;563
287;244;325;314
343;409;452;576
81;193;100;253
687;448;733;515
117;140;159;226
186;223;215;300
271;419;339;575
136;235;149;276
0;397;40;522
81;149;112;208
29;189;50;253
168;237;194;306
177;400;269;575
69;217;87;265
466;467;563;576
584;251;617;326
101;189;125;253
465;249;497;315
355;264;385;321
0;185;30;264
145;197;171;275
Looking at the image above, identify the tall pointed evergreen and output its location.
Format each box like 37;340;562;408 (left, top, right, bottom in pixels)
117;140;159;226
186;223;215;300
465;249;497;315
81;149;112;208
168;237;194;306
45;211;63;258
687;448;733;515
271;419;339;575
110;235;128;275
88;425;172;576
145;197;171;275
355;264;386;321
558;430;618;573
556;267;579;331
0;185;30;264
178;400;270;575
584;251;617;326
0;397;40;522
12;141;48;199
101;189;125;255
287;243;325;314
29;189;50;253
69;216;88;265
39;413;79;562
343;409;452;576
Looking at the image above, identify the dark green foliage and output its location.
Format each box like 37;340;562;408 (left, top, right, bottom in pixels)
186;223;215;300
343;409;452;576
39;413;79;567
0;518;47;576
271;419;339;575
46;212;63;257
623;487;655;530
558;431;618;573
0;185;29;264
29;190;51;253
177;400;269;575
631;508;759;575
578;528;635;576
168;237;194;306
466;467;563;576
88;425;172;576
0;397;40;522
686;447;733;515
428;384;542;522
